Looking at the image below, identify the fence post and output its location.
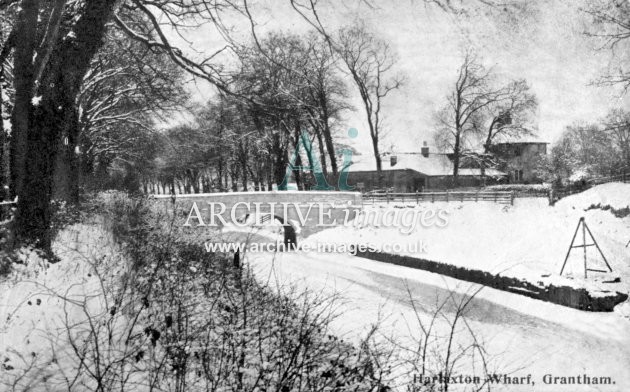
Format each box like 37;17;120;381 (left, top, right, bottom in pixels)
432;192;435;203
416;191;419;204
475;191;479;202
386;191;390;204
494;192;497;203
511;191;515;206
446;191;449;202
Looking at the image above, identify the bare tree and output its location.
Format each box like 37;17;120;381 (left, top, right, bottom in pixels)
435;51;531;186
337;24;402;181
303;33;350;180
57;30;189;201
583;0;630;92
602;108;630;170
482;79;537;153
1;0;243;251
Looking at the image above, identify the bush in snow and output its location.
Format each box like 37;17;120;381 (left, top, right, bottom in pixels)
2;193;392;391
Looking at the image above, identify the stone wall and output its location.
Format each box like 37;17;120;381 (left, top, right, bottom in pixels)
354;250;627;312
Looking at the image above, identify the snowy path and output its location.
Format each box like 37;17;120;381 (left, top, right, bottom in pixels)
247;251;630;391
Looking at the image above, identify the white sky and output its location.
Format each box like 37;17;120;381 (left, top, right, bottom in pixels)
176;0;630;155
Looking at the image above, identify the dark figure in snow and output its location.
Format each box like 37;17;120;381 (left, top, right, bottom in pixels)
283;224;297;251
233;249;240;269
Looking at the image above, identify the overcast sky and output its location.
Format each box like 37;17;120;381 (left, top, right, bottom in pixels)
180;0;630;155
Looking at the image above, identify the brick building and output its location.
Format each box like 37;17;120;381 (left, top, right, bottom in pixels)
345;145;507;191
489;140;548;183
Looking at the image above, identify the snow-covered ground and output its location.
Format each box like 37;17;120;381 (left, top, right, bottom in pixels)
0;221;126;390
303;183;630;297
246;251;630;391
555;182;630;211
2;184;628;390
244;183;630;390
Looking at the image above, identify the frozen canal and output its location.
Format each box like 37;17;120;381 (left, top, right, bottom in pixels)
247;251;630;392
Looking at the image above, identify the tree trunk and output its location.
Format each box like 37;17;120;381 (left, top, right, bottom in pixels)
371;135;382;187
66;117;81;203
241;164;248;191
10;0;40;200
0;64;6;201
230;171;238;191
315;129;328;176
322;119;338;177
318;98;338;178
273;133;288;188
14;0;117;250
452;130;461;187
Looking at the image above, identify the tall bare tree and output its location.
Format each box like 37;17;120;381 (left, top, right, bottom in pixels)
303;33;349;180
337;25;402;180
482;79;537;152
435;51;535;186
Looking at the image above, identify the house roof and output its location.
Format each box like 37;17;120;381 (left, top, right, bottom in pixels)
494;140;549;145
492;133;548;145
345;153;506;177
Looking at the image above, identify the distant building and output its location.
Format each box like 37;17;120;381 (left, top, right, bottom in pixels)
346;145;507;191
488;139;548;183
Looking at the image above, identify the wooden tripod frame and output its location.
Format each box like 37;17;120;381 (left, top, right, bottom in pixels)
560;217;613;278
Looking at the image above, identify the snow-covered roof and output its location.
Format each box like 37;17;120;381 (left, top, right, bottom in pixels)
489;127;548;145
493;135;548;144
345;153;506;177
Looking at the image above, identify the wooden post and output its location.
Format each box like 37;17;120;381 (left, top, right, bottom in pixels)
560;217;613;278
510;191;515;206
416;191;419;204
446;191;449;202
582;218;588;278
560;218;582;276
584;222;613;273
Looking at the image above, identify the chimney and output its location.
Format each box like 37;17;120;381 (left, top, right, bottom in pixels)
421;141;430;157
390;155;398;167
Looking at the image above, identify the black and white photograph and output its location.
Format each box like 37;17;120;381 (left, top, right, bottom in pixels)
0;0;629;391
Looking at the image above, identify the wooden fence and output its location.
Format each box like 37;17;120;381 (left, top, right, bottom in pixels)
362;191;515;205
589;172;630;186
552;171;630;203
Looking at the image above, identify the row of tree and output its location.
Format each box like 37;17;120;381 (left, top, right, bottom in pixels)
0;1;399;250
124;27;402;196
0;0;628;251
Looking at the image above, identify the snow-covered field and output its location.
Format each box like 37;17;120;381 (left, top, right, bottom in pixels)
303;183;630;297
243;183;630;391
